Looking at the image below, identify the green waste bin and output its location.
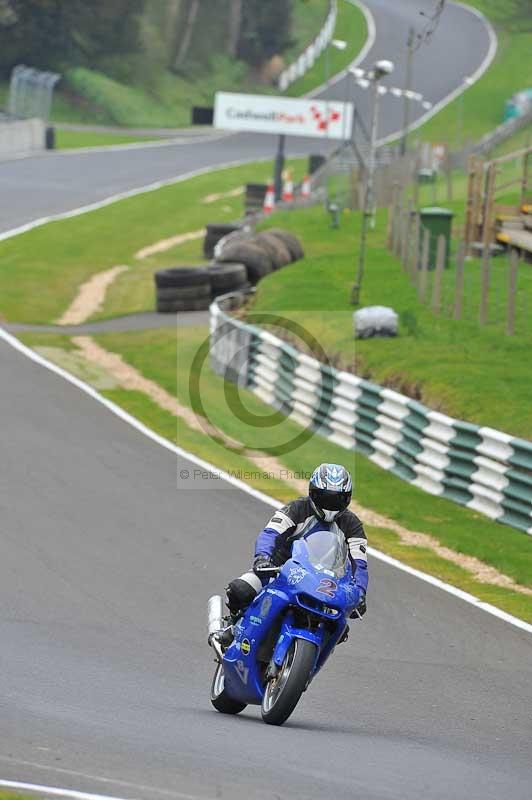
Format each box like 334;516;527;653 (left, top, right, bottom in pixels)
419;206;454;270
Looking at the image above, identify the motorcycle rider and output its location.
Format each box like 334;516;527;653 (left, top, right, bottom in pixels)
226;463;368;622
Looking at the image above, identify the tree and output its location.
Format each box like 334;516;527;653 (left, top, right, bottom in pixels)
0;0;145;76
227;0;243;57
237;0;293;66
172;0;200;70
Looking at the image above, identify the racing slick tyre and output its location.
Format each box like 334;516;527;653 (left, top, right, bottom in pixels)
211;662;247;715
253;232;292;270
266;229;304;262
261;639;316;726
208;262;248;296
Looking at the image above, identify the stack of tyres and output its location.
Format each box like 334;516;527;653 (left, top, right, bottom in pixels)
266;229;304;262
204;223;244;259
253;232;292;270
155;268;211;313
217;242;273;284
208;263;248;298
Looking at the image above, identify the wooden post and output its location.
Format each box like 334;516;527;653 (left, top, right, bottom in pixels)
390;196;398;253
431;234;446;315
394;197;403;258
387;184;398;249
401;200;413;271
418;227;430;302
479;164;496;325
479;245;491;325
409;211;420;283
506;248;519;336
521;148;530;209
445;149;453;203
464;154;476;251
453;241;465;320
412;141;421;209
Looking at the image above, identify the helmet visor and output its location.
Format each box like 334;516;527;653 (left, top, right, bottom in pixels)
310;487;351;513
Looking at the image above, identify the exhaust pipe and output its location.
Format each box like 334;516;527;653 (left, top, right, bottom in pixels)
207;595;224;636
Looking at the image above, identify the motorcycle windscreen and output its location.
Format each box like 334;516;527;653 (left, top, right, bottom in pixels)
296;528;348;578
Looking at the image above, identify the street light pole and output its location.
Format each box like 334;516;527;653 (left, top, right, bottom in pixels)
351;59;394;305
400;27;415;156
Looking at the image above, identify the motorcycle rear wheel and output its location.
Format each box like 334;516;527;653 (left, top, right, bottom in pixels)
261;639;316;726
210;662;247;715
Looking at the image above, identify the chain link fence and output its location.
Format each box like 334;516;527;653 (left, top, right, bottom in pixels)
8;65;60;122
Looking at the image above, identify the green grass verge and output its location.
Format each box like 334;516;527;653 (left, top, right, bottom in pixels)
414;1;532;146
251;201;532;440
0;793;40;800
0;158;306;326
55;129;158;149
19;327;531;623
285;0;368;97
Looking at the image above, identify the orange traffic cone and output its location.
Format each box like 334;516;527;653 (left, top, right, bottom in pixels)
282;171;295;202
301;174;311;199
263;181;275;214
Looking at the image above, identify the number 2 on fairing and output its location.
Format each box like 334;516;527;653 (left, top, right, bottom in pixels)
317;578;337;597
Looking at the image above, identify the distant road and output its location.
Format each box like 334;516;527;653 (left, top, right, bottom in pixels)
0;0;495;234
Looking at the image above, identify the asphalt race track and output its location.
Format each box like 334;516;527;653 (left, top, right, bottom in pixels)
2;2;531;798
0;0;494;234
0;336;531;800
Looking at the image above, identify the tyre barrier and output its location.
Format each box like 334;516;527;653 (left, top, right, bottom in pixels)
254;232;292;270
214;228;254;260
155;228;304;310
208;263;249;297
154;262;250;311
211;294;532;536
204;222;245;259
245;183;268;215
266;229;304;262
155;267;212;312
217;242;274;285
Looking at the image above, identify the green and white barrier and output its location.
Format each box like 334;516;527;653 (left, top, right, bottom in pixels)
211;296;532;535
278;1;338;92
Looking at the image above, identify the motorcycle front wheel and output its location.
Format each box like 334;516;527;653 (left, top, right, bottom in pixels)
210;662;247;715
261;639;316;726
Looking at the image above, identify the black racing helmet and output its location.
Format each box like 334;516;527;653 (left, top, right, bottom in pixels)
309;463;352;522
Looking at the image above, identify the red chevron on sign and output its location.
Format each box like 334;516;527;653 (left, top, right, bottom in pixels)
309;105;343;132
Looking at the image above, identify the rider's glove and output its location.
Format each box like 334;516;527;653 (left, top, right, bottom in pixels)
350;591;367;619
253;555;273;573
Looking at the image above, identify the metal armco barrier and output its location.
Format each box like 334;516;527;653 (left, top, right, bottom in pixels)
211;295;532;535
0;117;45;156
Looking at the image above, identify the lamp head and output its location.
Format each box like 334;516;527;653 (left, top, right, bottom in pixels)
374;59;394;78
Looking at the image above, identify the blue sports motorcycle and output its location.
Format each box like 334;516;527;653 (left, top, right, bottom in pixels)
207;527;361;726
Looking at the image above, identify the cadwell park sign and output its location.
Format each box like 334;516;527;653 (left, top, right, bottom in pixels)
214;91;354;141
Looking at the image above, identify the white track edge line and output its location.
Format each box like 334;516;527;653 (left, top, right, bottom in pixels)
0;778;136;800
0;157;272;244
50;132;233;157
1;325;530;635
378;0;498;145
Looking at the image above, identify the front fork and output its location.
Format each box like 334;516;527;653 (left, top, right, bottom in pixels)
270;615;324;673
